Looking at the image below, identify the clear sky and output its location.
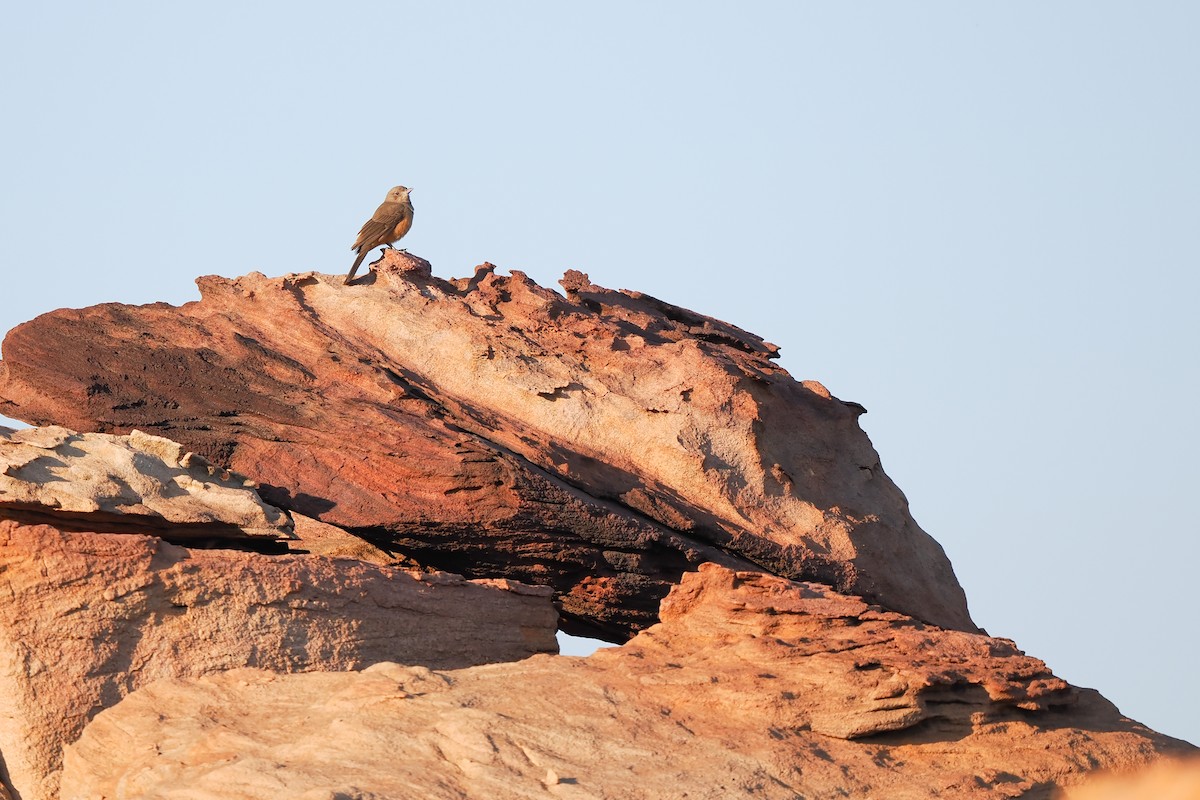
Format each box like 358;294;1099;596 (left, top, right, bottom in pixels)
2;3;1196;745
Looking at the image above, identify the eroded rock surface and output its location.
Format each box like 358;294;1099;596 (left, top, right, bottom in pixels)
61;565;1191;800
0;425;290;544
0;522;556;800
0;253;972;636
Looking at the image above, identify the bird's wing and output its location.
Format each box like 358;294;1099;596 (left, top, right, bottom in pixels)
351;201;407;251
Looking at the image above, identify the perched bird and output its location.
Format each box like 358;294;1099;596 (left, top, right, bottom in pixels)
345;185;414;283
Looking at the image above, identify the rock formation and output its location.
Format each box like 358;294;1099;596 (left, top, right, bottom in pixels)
0;428;556;800
0;424;290;543
0;251;971;638
0;253;1191;799
61;565;1192;800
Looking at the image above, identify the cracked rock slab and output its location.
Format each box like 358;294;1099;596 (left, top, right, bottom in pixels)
61;565;1191;800
0;425;290;542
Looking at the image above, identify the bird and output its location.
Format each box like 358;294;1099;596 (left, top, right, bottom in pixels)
345;185;414;283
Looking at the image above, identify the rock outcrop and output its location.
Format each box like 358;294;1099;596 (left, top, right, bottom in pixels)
61;565;1191;800
0;254;1189;799
0;428;557;800
0;425;290;544
0;252;972;637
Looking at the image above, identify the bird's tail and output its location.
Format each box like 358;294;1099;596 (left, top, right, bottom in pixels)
345;248;369;284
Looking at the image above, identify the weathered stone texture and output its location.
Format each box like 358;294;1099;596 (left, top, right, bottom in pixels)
0;253;972;636
61;565;1190;800
0;522;556;800
0;425;289;543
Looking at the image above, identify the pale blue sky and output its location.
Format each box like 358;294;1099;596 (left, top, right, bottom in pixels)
2;3;1197;745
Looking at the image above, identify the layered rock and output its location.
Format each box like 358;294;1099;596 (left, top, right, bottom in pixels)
0;425;290;544
0;426;557;800
61;565;1191;800
0;256;1189;798
0;252;972;636
0;523;556;800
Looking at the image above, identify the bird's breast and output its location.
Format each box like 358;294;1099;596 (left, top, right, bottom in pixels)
392;207;414;240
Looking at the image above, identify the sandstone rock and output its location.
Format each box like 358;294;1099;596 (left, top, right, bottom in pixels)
61;565;1190;800
0;522;557;800
0;254;972;635
0;425;289;543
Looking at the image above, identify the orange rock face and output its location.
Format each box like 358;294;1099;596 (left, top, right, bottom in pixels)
0;521;556;800
61;565;1192;800
0;252;972;637
0;256;1191;798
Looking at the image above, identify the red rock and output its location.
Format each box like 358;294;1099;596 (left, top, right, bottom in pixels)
0;253;973;636
60;565;1192;800
0;521;556;800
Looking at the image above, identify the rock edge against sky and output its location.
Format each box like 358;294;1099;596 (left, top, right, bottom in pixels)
0;253;1192;799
